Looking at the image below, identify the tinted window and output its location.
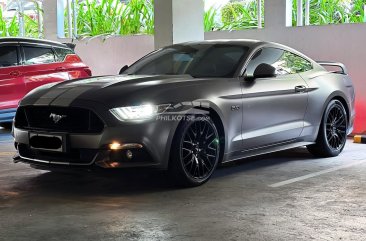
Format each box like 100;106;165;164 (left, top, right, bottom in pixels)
127;44;249;78
0;46;18;67
23;47;55;65
245;48;312;76
284;51;313;73
54;47;74;62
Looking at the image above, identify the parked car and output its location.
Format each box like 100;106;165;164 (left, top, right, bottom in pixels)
0;37;91;129
12;40;355;187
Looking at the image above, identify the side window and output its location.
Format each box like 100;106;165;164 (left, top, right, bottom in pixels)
23;46;56;65
245;48;313;77
0;46;18;67
189;46;248;78
284;51;313;73
54;47;74;62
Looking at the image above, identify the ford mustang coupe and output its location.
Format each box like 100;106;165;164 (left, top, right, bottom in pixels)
12;40;355;186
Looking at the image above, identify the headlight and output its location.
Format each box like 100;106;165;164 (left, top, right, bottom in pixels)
110;104;170;121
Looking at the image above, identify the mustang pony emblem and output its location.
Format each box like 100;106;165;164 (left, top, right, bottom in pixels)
49;113;67;124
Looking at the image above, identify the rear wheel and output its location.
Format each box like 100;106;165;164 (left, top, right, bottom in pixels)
307;100;348;157
0;122;12;130
169;115;221;187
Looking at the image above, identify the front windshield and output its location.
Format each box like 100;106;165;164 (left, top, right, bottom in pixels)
125;44;249;78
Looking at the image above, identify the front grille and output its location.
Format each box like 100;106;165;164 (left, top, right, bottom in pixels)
18;144;98;165
15;106;104;133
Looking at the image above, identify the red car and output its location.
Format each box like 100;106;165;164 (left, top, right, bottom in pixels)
0;38;91;129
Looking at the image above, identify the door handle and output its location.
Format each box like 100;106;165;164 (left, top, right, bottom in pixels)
295;85;307;93
9;71;21;77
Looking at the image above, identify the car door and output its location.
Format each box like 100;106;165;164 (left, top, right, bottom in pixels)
20;43;70;93
0;43;26;111
241;47;310;150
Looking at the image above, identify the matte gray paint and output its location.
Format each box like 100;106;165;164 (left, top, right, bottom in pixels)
13;40;355;169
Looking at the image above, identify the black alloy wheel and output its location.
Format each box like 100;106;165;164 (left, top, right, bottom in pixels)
170;115;221;187
307;100;348;157
325;102;347;151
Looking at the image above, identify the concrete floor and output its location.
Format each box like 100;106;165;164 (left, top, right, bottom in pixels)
0;128;365;241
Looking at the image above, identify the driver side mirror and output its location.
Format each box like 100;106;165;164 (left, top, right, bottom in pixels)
119;65;129;75
252;63;277;79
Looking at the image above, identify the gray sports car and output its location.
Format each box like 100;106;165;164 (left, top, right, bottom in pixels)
12;40;355;186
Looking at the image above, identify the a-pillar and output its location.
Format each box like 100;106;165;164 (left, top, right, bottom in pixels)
154;0;204;49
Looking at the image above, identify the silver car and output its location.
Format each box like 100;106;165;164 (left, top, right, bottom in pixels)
12;40;355;186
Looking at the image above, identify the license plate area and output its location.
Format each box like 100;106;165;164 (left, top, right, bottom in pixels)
29;133;66;152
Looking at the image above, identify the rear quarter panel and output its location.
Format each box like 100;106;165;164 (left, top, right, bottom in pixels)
299;68;355;141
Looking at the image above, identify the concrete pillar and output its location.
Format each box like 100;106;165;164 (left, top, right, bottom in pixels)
304;0;310;26
265;0;288;31
154;0;204;49
43;0;58;40
257;0;262;29
297;0;303;26
285;0;293;27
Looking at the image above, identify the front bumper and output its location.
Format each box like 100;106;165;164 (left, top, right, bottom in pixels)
13;119;178;170
15;143;158;169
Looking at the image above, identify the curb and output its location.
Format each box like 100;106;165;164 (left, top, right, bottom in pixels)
354;135;366;144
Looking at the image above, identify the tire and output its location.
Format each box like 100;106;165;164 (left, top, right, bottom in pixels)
169;115;221;187
0;122;12;130
307;100;348;157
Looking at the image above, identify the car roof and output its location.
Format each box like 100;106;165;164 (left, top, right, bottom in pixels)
0;37;69;48
175;39;315;63
175;39;302;51
175;39;263;48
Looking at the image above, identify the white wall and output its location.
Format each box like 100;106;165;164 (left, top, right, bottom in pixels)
74;36;154;76
205;0;366;134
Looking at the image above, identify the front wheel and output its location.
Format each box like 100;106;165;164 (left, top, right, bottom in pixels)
307;100;348;157
169;115;221;187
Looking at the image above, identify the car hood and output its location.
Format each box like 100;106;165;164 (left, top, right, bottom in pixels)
21;74;203;108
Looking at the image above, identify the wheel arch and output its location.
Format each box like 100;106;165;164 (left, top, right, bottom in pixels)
323;91;351;124
312;91;351;139
166;105;227;169
307;93;349;157
332;96;350;123
201;107;226;164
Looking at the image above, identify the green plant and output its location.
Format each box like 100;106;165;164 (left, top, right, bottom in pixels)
24;14;40;37
220;0;264;31
347;0;365;22
0;8;17;36
292;0;365;26
120;0;154;35
0;6;40;38
66;0;154;38
204;6;218;32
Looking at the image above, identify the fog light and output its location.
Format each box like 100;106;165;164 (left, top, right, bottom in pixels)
109;142;121;150
126;150;133;159
109;142;143;150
